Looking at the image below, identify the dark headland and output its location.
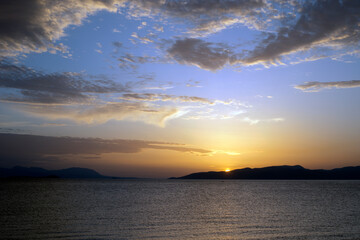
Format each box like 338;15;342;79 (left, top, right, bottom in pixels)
171;165;360;180
0;166;137;179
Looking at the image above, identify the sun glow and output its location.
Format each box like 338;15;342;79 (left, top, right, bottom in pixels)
225;168;231;172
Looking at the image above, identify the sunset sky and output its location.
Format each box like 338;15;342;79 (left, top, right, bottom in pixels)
1;0;360;178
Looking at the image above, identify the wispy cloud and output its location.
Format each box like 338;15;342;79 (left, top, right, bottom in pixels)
119;93;214;105
120;93;250;106
117;53;158;70
131;32;155;44
242;117;284;125
187;17;241;37
295;80;360;92
19;102;179;127
118;92;250;121
186;80;202;88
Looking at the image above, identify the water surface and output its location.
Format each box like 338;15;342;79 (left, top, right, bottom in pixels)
1;179;359;239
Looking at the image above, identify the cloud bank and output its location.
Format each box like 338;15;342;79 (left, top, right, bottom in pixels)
0;133;211;166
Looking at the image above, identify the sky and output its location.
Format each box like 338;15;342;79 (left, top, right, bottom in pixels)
0;0;360;178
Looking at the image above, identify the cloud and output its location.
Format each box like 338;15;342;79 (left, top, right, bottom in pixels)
119;93;248;107
295;80;360;92
112;41;123;48
242;0;360;66
4;0;357;67
242;117;284;125
0;133;212;166
117;53;158;70
0;62;127;104
127;0;266;36
137;21;147;30
129;0;265;18
0;62;249;125
0;62;183;126
207;150;243;157
153;25;164;32
255;95;273;99
19;102;179;127
0;0;126;56
119;93;214;105
187;17;241;37
186;80;202;88
167;38;234;71
131;32;155;44
117;92;249;121
183;110;246;120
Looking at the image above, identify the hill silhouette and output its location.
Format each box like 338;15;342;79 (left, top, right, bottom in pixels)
0;166;136;179
172;165;360;180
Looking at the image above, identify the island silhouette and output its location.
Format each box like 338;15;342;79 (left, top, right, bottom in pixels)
0;166;136;179
171;165;360;180
1;165;359;179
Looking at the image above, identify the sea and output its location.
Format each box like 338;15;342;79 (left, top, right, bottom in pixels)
1;179;359;240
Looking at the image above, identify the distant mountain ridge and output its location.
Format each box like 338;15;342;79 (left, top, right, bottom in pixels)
0;166;136;179
173;165;360;180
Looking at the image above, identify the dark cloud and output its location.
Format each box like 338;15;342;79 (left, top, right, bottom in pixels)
0;62;127;104
0;0;123;56
167;38;234;71
128;0;266;35
0;133;211;166
295;80;360;92
243;0;360;65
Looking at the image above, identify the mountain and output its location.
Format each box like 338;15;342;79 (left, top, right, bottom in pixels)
0;166;136;179
173;165;360;180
